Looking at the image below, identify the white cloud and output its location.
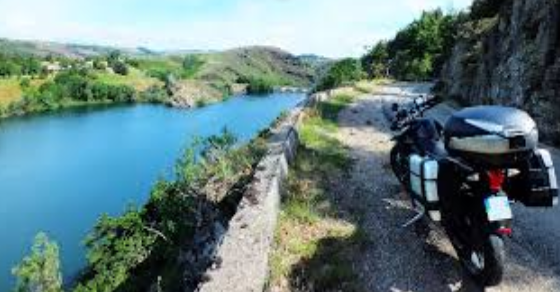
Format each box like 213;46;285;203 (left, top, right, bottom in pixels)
0;0;474;57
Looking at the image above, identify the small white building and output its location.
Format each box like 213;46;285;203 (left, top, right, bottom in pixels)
41;61;62;74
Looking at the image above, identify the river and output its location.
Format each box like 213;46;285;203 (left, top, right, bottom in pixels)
0;92;305;290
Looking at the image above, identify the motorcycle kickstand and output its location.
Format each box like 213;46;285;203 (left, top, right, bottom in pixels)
402;208;425;228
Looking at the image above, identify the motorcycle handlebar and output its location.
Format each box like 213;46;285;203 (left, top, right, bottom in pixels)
390;95;441;130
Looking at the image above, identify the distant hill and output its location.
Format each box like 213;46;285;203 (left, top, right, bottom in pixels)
0;38;157;58
298;54;331;67
0;39;324;87
196;46;319;87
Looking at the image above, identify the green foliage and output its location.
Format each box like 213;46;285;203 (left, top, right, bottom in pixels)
0;54;41;77
181;55;204;79
361;42;389;79
240;77;275;94
111;61;129;76
74;210;157;292
19;77;31;89
136;56;203;81
315;58;363;91
363;9;460;81
92;58;107;70
3;69;137;116
69;130;267;291
0;59;21;77
138;86;169;103
318;94;354;122
106;51;129;76
12;233;63;292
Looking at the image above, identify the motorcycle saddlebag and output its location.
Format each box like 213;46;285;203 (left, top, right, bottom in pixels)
506;149;559;207
409;154;441;221
444;106;538;167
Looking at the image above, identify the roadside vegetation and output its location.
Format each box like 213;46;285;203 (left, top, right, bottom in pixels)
361;9;460;81
269;93;369;291
12;129;269;291
314;8;471;91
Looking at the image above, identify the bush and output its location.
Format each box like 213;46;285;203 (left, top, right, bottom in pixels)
68;131;267;291
147;68;172;83
111;61;129;76
245;77;274;94
138;86;169;103
12;233;63;292
315;58;363;91
181;55;204;79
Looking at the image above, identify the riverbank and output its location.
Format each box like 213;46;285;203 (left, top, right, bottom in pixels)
1;92;305;291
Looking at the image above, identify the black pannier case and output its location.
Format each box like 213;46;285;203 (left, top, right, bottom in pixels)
506;149;559;207
444;106;538;167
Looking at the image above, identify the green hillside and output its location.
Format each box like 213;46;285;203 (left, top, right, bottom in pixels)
0;39;322;116
196;46;318;87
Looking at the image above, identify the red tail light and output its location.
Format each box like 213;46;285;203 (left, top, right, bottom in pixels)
488;170;505;192
497;227;513;236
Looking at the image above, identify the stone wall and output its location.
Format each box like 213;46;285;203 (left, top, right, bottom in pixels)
440;0;560;144
196;92;329;292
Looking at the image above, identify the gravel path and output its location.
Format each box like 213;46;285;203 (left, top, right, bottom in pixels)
335;83;560;292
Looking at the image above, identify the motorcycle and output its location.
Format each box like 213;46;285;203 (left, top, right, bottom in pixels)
389;95;558;287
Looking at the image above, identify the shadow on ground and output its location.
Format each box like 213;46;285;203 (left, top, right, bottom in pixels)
282;93;484;292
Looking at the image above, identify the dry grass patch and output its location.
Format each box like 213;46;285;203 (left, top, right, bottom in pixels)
0;78;46;107
0;79;22;106
95;69;163;92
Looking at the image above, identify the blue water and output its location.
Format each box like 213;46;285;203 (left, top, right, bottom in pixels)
0;93;304;289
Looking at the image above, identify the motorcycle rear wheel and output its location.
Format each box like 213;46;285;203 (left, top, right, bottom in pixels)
451;233;505;287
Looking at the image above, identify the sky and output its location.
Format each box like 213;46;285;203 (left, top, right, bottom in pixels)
0;0;472;58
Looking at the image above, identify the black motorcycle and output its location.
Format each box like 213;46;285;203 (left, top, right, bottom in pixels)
389;95;558;287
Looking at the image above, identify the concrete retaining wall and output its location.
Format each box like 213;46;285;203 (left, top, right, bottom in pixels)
198;92;329;292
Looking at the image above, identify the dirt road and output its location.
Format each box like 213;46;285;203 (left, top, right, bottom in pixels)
335;83;560;292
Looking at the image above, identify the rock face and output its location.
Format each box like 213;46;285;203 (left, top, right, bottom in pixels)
440;0;560;144
167;80;224;108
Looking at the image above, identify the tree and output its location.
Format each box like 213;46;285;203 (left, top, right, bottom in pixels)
20;57;41;75
368;9;461;81
92;58;107;70
107;51;122;66
106;51;129;75
0;59;20;77
12;233;63;292
361;41;389;79
75;210;158;292
111;61;129;76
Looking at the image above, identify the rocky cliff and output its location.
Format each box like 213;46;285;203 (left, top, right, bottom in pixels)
440;0;560;144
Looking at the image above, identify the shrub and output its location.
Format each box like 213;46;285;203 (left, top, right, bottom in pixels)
111;61;129;76
315;58;363;91
181;55;204;79
138;86;169;103
245;78;274;94
68;130;267;291
12;233;63;292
